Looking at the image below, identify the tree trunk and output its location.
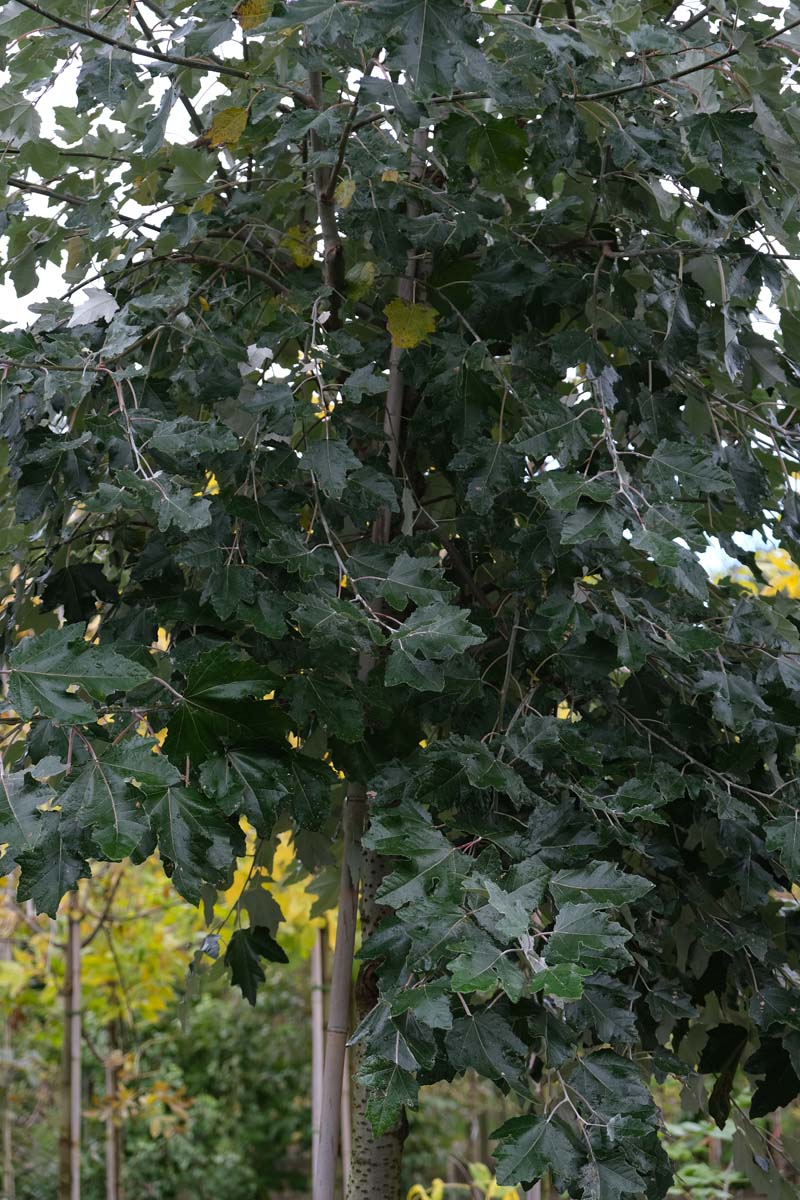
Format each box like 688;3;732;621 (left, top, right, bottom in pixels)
310;926;325;1176
340;1043;352;1185
312;790;364;1200
345;851;408;1200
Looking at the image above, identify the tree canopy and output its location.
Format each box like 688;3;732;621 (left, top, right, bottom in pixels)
3;0;800;1196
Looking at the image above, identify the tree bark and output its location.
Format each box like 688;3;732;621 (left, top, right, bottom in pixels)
312;790;364;1200
345;851;407;1200
340;1043;352;1185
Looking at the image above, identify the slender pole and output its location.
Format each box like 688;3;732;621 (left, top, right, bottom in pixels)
105;1020;120;1200
68;893;82;1200
312;789;365;1200
310;926;325;1177
58;927;72;1200
0;884;14;1200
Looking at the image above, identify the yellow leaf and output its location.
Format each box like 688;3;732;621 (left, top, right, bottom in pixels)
384;299;437;350
131;172;159;205
209;106;248;148
382;169;401;183
334;177;356;208
65;236;85;272
192;193;216;215
346;260;376;295
194;471;219;497
235;0;271;29
281;224;315;269
556;699;580;723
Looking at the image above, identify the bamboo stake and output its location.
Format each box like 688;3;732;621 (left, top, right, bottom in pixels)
68;892;82;1200
310;926;325;1176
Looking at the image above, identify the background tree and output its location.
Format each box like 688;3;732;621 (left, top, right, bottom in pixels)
3;1;800;1198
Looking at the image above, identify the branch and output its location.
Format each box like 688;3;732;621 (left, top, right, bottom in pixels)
372;127;428;544
308;68;346;328
173;251;288;292
677;3;714;32
7;176;86;206
13;0;250;80
350;91;487;134
573;13;800;102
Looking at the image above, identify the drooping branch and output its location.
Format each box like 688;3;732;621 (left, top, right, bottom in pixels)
13;0;250;80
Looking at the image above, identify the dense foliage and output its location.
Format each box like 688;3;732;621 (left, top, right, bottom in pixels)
3;0;800;1194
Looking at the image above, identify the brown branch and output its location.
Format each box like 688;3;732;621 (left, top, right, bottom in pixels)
81;868;124;950
13;0;250;80
677;3;714;32
7;176;86;206
573;13;800;102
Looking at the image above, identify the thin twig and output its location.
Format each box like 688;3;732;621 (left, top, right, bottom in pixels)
13;0;250;79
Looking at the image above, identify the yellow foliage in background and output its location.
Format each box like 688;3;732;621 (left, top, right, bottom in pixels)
717;546;800;598
408;1164;520;1200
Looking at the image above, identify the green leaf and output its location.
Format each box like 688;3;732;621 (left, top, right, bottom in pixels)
299;439;362;499
765;813;800;879
550;863;653;907
686;112;764;183
568;1051;656;1123
386;604;485;693
15;825;92;918
493;1115;583;1190
142;785;244;904
544;904;633;970
0;768;53;859
58;741;180;859
445;1009;527;1088
225;926;288;1005
165;648;288;764
380;553;458;610
7;628;151;722
479;868;551;939
361;1059;419;1135
579;1154;645;1200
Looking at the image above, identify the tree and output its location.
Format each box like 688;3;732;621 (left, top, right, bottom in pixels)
2;0;800;1196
